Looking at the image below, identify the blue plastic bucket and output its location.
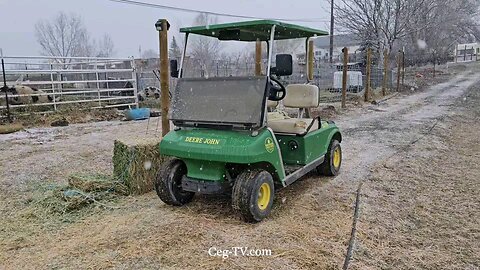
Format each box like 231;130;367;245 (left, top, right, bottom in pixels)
125;108;150;121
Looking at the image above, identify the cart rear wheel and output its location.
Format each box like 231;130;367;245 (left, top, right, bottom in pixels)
232;169;274;222
317;139;342;176
155;159;194;206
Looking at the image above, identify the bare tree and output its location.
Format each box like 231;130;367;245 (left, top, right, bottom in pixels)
190;13;222;76
35;12;90;62
95;34;115;57
142;49;158;59
169;36;182;61
334;0;480;66
275;39;304;55
404;0;480;65
334;0;418;54
35;12;117;62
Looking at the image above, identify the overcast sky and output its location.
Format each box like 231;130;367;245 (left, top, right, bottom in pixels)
0;0;331;57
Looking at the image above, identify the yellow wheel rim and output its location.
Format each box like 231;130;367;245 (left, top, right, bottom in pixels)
333;147;341;168
257;183;271;210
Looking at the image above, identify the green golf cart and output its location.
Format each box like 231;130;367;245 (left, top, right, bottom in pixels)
155;20;342;222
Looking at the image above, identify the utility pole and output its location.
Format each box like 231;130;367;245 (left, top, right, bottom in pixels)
329;0;334;63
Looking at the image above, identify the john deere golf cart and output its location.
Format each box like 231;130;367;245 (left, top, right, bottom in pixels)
156;20;342;222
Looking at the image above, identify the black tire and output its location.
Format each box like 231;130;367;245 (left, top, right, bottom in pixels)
155;159;194;206
232;169;274;223
317;139;342;176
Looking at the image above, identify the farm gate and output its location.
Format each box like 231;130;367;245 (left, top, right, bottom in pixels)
0;55;138;117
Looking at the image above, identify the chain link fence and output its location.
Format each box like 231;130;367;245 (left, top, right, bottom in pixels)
136;50;398;107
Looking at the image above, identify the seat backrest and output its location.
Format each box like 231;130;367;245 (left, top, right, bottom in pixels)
267;100;279;109
283;84;319;108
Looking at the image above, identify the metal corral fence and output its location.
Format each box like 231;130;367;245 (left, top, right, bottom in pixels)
0;55;138;116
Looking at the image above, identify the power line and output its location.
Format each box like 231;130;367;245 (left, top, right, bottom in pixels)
107;0;330;22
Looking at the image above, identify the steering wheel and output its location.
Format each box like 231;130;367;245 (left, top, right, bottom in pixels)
268;77;286;101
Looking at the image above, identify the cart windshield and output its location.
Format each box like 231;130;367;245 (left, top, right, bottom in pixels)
171;76;267;129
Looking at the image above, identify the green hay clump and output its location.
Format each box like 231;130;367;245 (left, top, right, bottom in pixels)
113;137;166;195
33;174;128;215
68;173;128;195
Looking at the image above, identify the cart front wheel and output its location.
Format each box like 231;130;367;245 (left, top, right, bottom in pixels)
232;169;274;222
317;139;342;176
155;159;194;206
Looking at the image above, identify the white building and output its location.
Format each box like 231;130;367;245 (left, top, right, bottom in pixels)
454;43;480;62
297;34;362;64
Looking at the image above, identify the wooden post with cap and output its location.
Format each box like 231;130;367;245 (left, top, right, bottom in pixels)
255;38;262;76
342;47;348;108
156;19;170;137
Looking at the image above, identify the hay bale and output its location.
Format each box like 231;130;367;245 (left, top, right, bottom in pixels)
113;137;166;195
0;123;23;134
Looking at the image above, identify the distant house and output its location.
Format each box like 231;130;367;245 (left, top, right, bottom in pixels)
454;43;480;62
297;34;362;64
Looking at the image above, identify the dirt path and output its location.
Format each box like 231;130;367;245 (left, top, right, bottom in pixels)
349;77;480;269
0;66;478;269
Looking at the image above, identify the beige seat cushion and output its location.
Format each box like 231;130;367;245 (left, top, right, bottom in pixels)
284;84;319;108
268;118;318;134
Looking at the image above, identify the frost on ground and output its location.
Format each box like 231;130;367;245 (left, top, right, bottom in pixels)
351;82;480;269
0;64;479;269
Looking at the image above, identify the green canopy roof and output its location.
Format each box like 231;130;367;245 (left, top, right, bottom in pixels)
179;20;328;41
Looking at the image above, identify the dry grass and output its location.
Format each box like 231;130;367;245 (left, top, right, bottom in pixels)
351;85;480;269
0;174;354;269
0;173;129;264
1;102;122;128
0;67;477;269
0;123;23;134
16;108;121;127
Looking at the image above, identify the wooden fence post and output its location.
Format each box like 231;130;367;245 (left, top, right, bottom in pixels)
1;55;12;123
308;39;314;82
157;19;170;136
342;47;348;108
402;50;405;85
364;48;371;102
396;51;402;92
255;38;262;76
382;49;388;96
